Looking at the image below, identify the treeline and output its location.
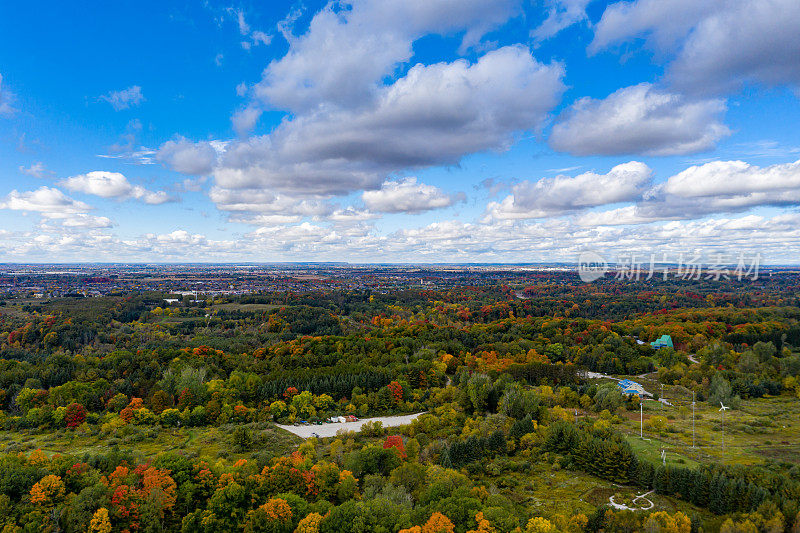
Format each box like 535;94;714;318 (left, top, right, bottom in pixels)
543;421;799;519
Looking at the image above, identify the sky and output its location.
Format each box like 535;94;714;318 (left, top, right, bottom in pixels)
1;0;800;264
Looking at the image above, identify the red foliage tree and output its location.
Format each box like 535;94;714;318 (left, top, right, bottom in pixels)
64;402;86;428
283;387;299;401
383;435;406;459
387;381;403;404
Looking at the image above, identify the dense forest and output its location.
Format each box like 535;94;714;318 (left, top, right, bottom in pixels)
0;274;799;532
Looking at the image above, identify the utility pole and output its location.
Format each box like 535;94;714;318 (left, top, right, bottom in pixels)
574;408;578;425
719;401;729;463
640;401;643;438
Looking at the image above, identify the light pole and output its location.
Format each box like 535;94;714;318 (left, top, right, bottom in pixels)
719;401;729;462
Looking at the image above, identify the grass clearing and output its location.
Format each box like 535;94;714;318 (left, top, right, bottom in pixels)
211;303;281;312
0;423;302;463
617;392;800;466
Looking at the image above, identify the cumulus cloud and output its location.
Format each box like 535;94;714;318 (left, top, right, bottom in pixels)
53;214;114;229
231;106;262;137
663;159;800;198
0;73;15;116
590;0;800;95
578;158;800;226
156;138;219;175
486;162;652;220
362;177;459;213
101;86;144;111
253;0;521;113
550;84;729;156
668;0;800;94
0;187;92;216
209;186;332;219
60;171;172;204
3;210;799;263
218;46;565;195
590;0;719;54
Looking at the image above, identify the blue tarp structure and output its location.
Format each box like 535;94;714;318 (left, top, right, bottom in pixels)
617;379;645;396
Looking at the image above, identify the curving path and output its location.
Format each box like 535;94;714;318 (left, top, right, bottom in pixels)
608;490;654;511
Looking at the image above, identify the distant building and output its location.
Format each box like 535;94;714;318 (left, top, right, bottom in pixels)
650;334;674;349
617;379;649;396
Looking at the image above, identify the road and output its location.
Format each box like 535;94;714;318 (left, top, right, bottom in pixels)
277;412;424;438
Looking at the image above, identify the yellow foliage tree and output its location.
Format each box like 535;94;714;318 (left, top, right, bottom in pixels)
526;517;557;533
643;511;691;533
295;512;324;533
89;507;112;533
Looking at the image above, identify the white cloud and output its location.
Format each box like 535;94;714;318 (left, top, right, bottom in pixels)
101;86;144;111
218;46;565;195
590;0;800;95
253;0;521;113
227;7;272;50
0;187;92;216
590;0;719;54
668;0;800;94
56;214;114;229
156;138;219;175
0;73;16;116
60;171;172;204
231;106;262;137
578;158;800;226
251;31;271;46
234;9;249;34
328;207;379;223
550;84;729;156
19;162;51;179
663;159;800;198
486;162;652;220
530;0;591;43
362;177;459;213
209;186;332;218
3;209;800;263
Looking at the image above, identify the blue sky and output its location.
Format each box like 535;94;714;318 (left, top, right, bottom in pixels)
1;0;800;263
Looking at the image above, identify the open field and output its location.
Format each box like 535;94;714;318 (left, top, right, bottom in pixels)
210;302;281;312
478;460;711;521
617;393;800;466
0;423;301;462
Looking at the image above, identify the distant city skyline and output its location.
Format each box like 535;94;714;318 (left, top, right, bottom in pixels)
1;1;800;263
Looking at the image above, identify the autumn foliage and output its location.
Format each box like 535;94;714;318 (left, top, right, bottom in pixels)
383;435;407;459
